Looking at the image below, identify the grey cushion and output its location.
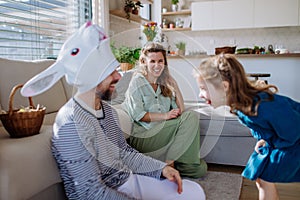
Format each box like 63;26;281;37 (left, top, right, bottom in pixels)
190;105;255;166
109;71;134;105
191;105;251;137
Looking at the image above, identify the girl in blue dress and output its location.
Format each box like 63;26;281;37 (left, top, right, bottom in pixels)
194;53;300;200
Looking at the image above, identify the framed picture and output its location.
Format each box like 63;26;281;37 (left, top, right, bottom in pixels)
183;16;191;28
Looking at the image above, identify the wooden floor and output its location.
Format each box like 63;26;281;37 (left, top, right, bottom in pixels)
208;163;300;200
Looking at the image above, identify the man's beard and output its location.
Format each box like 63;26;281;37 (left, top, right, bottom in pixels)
96;89;117;101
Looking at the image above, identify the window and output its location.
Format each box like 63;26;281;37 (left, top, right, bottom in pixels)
0;0;98;60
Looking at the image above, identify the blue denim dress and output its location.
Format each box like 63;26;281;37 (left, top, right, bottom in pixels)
237;93;300;182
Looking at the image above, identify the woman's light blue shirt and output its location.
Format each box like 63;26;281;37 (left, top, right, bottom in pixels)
122;73;177;130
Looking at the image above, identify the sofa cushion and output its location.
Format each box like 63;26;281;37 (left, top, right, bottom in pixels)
110;71;133;105
0;58;68;115
187;105;254;166
112;104;132;138
0;125;62;200
191;105;251;137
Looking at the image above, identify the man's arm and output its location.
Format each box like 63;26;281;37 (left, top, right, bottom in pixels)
52;123;135;200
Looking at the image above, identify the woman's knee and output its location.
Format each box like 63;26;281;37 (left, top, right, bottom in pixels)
181;111;199;125
182;110;198;118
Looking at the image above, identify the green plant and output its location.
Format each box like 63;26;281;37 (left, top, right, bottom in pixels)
175;41;186;50
171;0;179;5
124;0;143;20
111;43;141;64
134;1;143;9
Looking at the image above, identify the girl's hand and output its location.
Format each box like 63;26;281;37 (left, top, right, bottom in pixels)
166;109;181;120
255;139;266;154
162;166;183;194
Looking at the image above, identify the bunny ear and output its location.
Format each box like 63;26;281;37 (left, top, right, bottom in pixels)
21;61;64;97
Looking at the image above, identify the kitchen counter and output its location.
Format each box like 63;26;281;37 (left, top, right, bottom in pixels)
167;53;300;59
167;54;300;102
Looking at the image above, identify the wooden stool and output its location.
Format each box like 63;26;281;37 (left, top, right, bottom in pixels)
246;73;271;84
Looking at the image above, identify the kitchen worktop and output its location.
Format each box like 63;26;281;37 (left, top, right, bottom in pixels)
166;53;300;102
167;53;300;59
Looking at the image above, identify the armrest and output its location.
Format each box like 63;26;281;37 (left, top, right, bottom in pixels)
0;125;61;200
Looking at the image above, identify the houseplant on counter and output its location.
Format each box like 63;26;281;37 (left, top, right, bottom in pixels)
111;43;141;71
175;41;186;56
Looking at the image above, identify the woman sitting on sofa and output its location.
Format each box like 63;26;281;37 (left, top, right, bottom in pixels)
122;42;207;179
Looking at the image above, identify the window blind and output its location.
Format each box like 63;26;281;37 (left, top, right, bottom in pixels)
0;0;93;60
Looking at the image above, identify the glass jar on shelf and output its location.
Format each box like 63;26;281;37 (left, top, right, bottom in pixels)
175;18;183;28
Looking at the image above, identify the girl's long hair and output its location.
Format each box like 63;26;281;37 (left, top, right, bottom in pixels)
196;54;278;116
136;42;175;98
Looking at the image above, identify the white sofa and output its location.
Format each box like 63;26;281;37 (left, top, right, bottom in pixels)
0;58;255;200
0;58;69;200
0;58;135;200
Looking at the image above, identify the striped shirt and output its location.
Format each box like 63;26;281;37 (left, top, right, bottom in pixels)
52;99;166;200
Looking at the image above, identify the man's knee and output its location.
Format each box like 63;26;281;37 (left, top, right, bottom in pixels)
181;179;206;199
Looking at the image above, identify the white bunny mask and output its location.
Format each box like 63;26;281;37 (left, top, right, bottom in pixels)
21;21;119;97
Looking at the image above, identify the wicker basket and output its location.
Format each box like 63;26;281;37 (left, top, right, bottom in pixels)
0;84;46;138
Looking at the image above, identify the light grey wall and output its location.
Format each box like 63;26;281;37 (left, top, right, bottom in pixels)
165;26;300;55
168;56;300;102
109;0;300;54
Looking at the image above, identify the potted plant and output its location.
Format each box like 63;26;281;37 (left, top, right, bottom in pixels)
171;0;179;12
111;43;141;71
124;0;143;20
132;1;143;15
175;41;186;56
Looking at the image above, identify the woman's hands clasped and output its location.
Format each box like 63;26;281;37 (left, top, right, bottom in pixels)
166;108;181;120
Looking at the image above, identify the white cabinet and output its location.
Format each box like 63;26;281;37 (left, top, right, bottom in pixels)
191;1;213;30
192;0;300;31
254;0;299;27
213;0;254;29
192;0;254;30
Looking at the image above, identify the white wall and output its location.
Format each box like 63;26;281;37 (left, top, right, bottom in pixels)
240;57;300;101
109;15;141;48
168;56;300;102
165;26;300;55
109;1;300;55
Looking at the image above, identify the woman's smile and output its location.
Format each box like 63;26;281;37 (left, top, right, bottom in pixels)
145;52;165;80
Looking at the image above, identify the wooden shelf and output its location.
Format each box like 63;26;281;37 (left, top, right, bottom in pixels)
167;53;300;59
161;9;192;31
162;27;191;31
139;0;153;4
109;10;150;24
162;10;191;16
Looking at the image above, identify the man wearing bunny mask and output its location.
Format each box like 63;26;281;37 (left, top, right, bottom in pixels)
21;22;205;200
